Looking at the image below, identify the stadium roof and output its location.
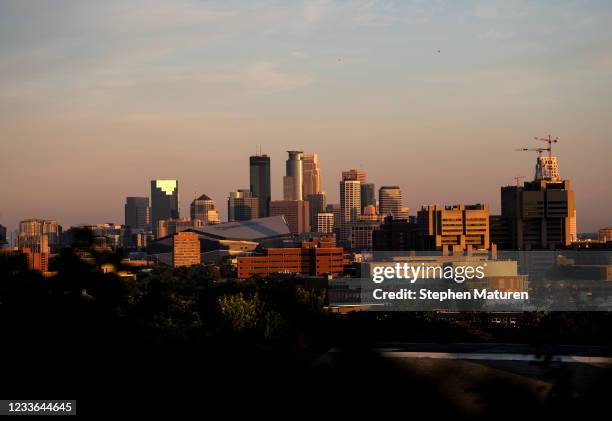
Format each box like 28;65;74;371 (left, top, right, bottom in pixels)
154;216;291;243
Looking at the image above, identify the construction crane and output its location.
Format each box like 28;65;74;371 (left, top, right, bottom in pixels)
516;134;559;158
513;175;526;186
515;147;547;157
534;134;558;157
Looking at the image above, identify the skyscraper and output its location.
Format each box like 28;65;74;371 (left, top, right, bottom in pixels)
302;153;321;197
379;186;403;219
228;189;259;221
342;169;367;184
360;183;376;212
190;194;220;225
340;178;361;244
270;200;310;234
124;197;151;231
283;151;303;201
249;154;271;217
151;180;179;237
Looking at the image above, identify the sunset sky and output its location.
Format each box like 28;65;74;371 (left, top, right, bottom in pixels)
1;0;611;233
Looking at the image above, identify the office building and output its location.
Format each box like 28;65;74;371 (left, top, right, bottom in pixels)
270;200;310;234
316;213;335;234
302;153;321;197
379;186;403;219
283;151;303;201
360;183;376;212
491;154;575;250
350;220;382;251
172;231;200;267
342;169;367;184
305;192;326;232
249;154;271;217
151;180;179;237
418;204;490;251
236;239;345;278
599;228;612;243
18;219;60;250
124;197;151;231
327;203;341;238
190;194;220;225
228;190;259;222
340;178;361;244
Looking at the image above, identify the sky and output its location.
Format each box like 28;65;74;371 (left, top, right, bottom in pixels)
1;0;611;235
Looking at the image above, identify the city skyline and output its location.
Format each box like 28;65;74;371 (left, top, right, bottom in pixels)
1;1;611;232
0;145;607;234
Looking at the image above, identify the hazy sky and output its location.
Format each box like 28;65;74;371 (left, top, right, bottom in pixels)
1;0;611;234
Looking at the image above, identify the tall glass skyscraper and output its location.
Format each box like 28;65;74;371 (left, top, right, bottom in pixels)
151;180;179;237
228;189;259;221
249;154;271;217
124;197;151;231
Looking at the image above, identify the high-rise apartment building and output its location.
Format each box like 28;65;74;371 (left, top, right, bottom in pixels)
342;169;367;184
249;154;271;217
305;192;326;232
283;151;303;201
190;194;220;225
302;153;321;197
228;190;259;222
17;219;54;272
340;178;361;244
379;186;403;219
18;219;60;250
270;200;310;234
124;197;151;231
151;180;179;237
360;183;376;213
172;231;201;267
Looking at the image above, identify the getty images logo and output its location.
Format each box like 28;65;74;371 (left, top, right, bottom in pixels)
372;263;487;284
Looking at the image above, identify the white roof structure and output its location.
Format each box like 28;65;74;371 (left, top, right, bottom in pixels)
185;216;290;241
